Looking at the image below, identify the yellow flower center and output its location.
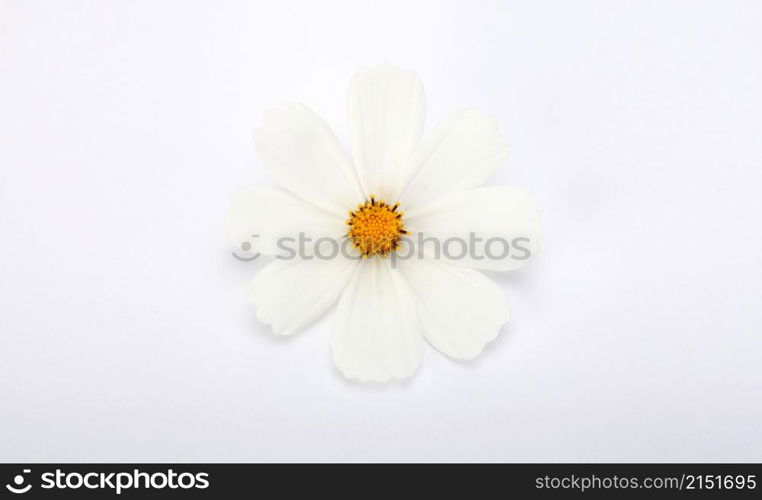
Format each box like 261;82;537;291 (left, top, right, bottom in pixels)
346;196;407;257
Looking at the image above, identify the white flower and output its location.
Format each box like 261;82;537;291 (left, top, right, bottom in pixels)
227;64;540;382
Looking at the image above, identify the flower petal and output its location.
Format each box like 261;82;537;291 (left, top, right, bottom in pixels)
398;109;509;209
331;259;421;382
249;256;359;336
254;101;363;214
398;260;509;360
225;186;345;256
348;63;426;200
405;186;540;272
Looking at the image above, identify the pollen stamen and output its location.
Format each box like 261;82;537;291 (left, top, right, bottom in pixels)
346;197;406;257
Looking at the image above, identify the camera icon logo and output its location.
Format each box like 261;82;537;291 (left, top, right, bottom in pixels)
5;469;32;494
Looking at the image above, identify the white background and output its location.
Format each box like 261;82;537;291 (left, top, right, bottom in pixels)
1;0;761;462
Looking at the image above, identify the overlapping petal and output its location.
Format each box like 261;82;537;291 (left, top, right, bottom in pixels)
348;64;426;200
331;259;421;382
254;101;363;214
404;186;540;272
398;109;509;209
225;186;345;256
397;260;509;359
249;256;359;336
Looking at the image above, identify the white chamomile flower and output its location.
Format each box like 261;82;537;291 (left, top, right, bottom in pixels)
227;64;540;382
